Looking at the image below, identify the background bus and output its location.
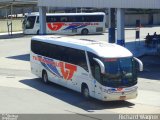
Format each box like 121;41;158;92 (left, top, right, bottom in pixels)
23;12;106;35
30;35;143;101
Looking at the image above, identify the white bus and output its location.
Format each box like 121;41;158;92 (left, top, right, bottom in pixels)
23;12;106;35
30;36;143;101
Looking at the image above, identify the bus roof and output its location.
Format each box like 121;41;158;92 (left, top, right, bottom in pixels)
32;35;132;58
26;12;105;16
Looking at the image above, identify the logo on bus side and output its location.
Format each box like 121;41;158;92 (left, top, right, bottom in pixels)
47;22;65;31
33;56;77;80
60;62;77;80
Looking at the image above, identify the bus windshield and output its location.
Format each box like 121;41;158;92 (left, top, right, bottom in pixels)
101;57;137;88
25;16;36;29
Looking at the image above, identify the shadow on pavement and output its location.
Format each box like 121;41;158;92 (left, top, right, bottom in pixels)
0;33;25;39
74;33;105;36
7;54;30;61
20;78;135;111
125;40;157;57
125;41;160;80
138;55;160;80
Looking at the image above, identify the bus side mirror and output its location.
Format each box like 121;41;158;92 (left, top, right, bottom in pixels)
93;58;105;74
133;57;143;71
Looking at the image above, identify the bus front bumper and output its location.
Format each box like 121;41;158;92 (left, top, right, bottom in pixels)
101;86;138;101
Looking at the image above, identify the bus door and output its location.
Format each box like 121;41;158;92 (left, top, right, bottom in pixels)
92;63;103;99
88;52;102;99
35;16;40;33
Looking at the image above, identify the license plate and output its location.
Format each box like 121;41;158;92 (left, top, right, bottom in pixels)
120;96;126;100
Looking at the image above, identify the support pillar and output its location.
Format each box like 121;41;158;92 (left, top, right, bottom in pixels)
108;8;115;43
117;8;125;46
39;6;47;35
10;4;13;35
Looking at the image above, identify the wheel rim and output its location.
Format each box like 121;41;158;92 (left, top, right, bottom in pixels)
43;73;48;83
84;88;89;98
82;29;88;35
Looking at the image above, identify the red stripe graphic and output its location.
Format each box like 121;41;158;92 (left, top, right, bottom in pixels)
47;22;65;31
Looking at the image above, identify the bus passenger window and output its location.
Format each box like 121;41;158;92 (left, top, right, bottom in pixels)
61;17;67;22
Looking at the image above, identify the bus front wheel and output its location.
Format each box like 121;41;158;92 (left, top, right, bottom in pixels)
42;71;49;84
82;85;90;99
81;29;89;35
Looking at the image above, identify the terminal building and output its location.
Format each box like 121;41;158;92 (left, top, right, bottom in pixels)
37;0;160;45
0;0;160;26
0;0;160;44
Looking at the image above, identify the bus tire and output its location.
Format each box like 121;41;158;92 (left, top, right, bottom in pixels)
81;29;89;35
82;84;90;99
37;30;40;35
42;70;49;84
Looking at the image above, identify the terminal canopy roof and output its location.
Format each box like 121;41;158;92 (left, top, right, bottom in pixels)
0;0;37;8
38;0;160;9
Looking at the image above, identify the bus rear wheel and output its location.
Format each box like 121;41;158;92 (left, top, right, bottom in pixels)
42;71;49;84
82;85;90;99
81;29;89;35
